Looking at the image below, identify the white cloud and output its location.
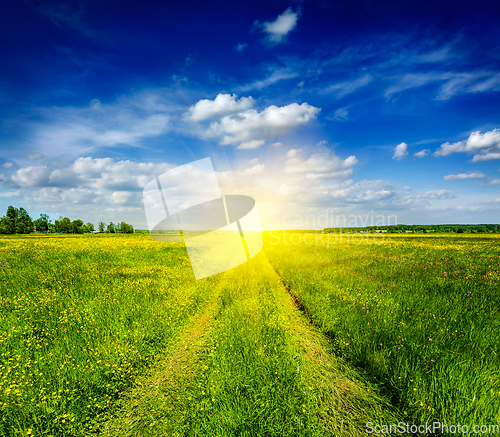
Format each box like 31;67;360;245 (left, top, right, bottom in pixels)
416;189;456;199
236;69;298;92
9;157;172;190
0;191;20;198
385;73;449;97
413;149;430;158
236;43;248;52
186;93;254;122
270;142;282;148
437;73;500;100
323;74;373;98
385;72;500;100
3;162;13;168
284;147;358;180
230;164;266;177
416;46;451;63
472;153;500;162
333;107;349;121
207;102;320;148
484;179;500;186
258;8;300;44
20;91;173;160
237;140;265;150
434;129;500;161
393;142;408;160
11;166;52;187
110;191;134;205
28;153;44;160
457;205;483;212
444;171;485;181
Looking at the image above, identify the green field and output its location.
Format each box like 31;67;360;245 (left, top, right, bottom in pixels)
0;233;499;436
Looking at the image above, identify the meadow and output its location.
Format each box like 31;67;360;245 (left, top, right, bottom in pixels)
0;232;499;436
265;232;500;426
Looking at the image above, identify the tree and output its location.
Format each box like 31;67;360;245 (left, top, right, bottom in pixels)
98;221;105;232
16;208;33;234
5;206;18;234
33;213;51;233
106;222;115;233
55;217;71;233
0;217;9;234
86;222;95;232
118;221;134;233
0;206;33;234
71;219;84;234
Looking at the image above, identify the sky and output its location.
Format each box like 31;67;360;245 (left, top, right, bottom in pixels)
1;0;500;229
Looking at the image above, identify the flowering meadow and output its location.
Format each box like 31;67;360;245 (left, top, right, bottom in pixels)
0;232;499;436
265;232;500;428
0;234;219;436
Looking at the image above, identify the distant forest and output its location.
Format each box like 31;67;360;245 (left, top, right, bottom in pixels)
324;224;500;233
0;205;134;234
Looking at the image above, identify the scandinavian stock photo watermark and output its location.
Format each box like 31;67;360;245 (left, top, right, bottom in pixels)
267;211;398;247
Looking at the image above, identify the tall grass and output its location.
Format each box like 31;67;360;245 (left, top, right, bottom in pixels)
0;234;218;436
106;251;398;436
265;232;500;428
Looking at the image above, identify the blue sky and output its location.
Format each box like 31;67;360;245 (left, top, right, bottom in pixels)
1;0;500;228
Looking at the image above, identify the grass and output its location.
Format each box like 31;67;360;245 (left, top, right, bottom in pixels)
103;251;398;437
265;231;500;427
0;232;499;435
0;234;219;436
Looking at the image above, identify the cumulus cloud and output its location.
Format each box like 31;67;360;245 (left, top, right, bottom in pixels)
414;149;430;158
185;94;255;122
258;8;300;45
434;129;500;161
0;191;20;198
284;146;358;180
3;162;13;168
9;157;172;190
472;153;500;162
270;142;283;148
343;180;397;204
393;142;408;160
207;102;320;148
444;171;485;181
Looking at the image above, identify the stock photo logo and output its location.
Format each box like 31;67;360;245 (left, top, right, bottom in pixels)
143;157;263;280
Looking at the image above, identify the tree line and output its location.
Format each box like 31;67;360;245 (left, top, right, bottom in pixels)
0;205;134;234
324;224;500;234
